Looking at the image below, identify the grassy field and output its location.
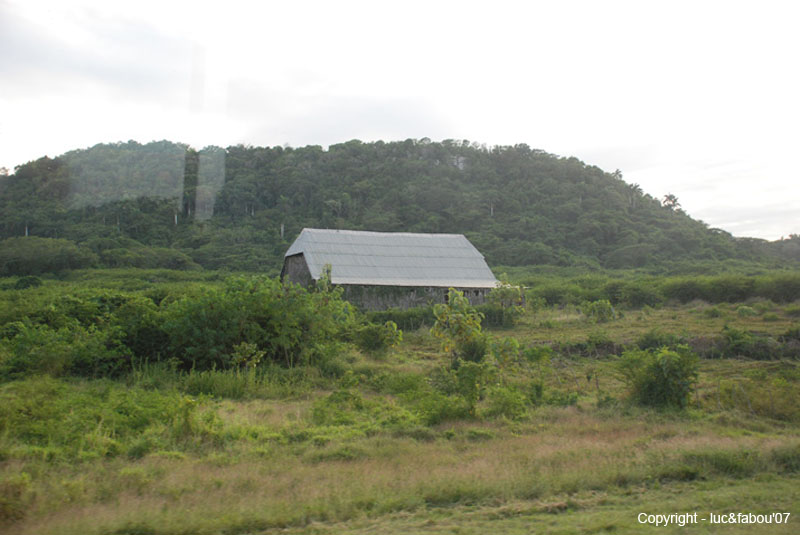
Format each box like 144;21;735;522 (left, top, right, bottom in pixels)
1;272;799;534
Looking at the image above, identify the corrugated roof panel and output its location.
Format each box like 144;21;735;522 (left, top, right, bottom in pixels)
285;228;498;287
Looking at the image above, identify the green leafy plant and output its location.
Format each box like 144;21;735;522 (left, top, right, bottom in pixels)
431;288;486;362
617;345;698;409
355;321;403;353
580;299;616;323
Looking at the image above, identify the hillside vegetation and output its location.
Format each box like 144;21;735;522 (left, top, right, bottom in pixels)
2;139;798;275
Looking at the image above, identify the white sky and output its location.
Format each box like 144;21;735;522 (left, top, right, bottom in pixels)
1;0;798;239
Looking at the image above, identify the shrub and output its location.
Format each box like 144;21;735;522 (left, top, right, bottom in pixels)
369;371;426;395
755;274;800;303
100;246;199;270
784;304;800;317
431;288;485;358
585;329;615;354
112;296;169;361
617;346;698;409
412;391;470;425
522;345;552;382
488;337;519;368
526;295;547;313
454;361;496;415
736;306;757;317
429;360;496;416
483;282;524;327
718;326;782;360
476;304;522;328
457;336;488;363
0;377;198;460
163;276;355;370
661;278;707;303
705;276;755;303
527;381;545;405
0;237;97;276
621;281;663;308
0;472;31;522
580;299;616;323
484;386;527;420
636;329;684;351
355;321;402;353
546;390;578;407
13;276;42;290
527;282;585;306
0;321;130;380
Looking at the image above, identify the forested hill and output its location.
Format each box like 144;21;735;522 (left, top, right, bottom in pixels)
1;139;798;275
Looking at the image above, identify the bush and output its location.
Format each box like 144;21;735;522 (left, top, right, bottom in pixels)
0;321;131;380
661;278;707;303
705;276;756;303
0;237;97;276
13;276;42;290
484;386;527;420
580;299;616;323
476;304;522;328
355;321;402;353
784;304;800;317
431;288;485;358
621;282;663;308
429;360;496;416
482;283;524;327
717;326;782;360
527;283;585;306
412;391;470;425
457;335;488;363
163;276;355;370
0;377;200;460
636;329;685;351
736;306;757;317
755;274;800;303
100;247;200;270
0;473;31;522
618;346;698;409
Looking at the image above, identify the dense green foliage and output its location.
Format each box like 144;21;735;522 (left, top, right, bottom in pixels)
523;271;800;306
0;237;97;275
618;346;699;408
0;275;364;380
3;139;798;276
162;277;354;370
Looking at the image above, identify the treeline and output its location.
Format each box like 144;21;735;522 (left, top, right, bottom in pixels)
525;272;800;307
2;139;798;274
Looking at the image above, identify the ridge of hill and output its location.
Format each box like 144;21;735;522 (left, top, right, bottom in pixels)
1;139;798;275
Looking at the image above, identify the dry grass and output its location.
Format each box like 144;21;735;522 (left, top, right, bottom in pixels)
6;402;800;535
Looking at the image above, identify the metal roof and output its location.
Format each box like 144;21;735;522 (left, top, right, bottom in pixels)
285;228;498;288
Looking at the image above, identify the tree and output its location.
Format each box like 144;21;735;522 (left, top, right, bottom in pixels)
662;193;681;211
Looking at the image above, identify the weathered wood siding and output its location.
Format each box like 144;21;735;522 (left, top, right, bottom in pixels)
281;253;313;287
342;285;490;311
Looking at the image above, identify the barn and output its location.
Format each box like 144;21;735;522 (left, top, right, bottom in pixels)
281;228;498;310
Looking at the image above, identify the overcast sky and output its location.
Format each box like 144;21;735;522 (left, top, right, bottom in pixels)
1;0;798;240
